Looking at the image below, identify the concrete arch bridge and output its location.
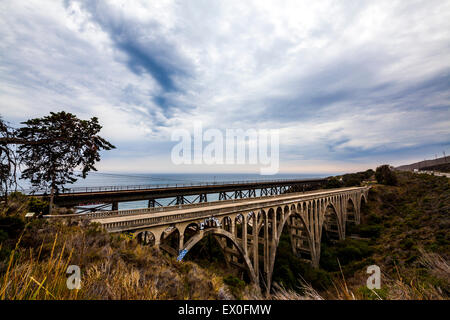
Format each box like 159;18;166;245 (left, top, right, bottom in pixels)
89;186;369;293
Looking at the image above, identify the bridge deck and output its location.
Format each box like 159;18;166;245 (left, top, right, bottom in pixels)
91;186;362;226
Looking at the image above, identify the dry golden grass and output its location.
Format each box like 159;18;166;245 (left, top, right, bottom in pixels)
0;233;77;300
0;220;234;300
271;249;449;300
271;281;324;300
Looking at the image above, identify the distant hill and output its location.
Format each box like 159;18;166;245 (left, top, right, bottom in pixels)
396;155;450;171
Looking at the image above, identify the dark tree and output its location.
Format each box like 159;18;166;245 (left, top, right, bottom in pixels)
0;117;19;202
17;112;115;212
325;177;343;189
342;173;363;187
364;169;375;180
375;165;397;186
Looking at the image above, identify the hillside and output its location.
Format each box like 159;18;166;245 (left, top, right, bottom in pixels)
273;170;449;299
420;163;450;173
0;171;449;300
0;195;259;299
396;155;450;171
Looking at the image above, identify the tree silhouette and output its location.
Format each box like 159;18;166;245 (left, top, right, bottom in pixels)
13;111;115;212
0;117;19;202
375;165;397;186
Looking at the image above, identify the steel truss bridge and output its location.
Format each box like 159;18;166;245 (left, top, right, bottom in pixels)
35;178;326;212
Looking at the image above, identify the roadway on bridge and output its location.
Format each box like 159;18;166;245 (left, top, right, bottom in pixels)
91;186;362;225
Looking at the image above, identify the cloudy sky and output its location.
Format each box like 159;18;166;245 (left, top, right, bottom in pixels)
1;0;449;174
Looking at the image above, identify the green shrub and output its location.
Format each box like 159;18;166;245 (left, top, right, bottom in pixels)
28;196;49;214
0;215;25;239
375;165;398;186
358;224;383;239
325;177;343;189
223;275;246;298
357;286;388;300
400;238;414;250
320;238;374;275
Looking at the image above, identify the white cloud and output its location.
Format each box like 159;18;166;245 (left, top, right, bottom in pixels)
1;0;449;173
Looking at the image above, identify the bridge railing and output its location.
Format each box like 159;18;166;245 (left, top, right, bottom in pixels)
29;177;325;195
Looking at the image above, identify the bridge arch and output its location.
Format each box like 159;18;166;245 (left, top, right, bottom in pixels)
323;202;342;240
290;204;296;215
267;208;276;241
235;213;245;239
222;216;232;232
345;197;357;235
181;228;258;284
360;193;367;204
266;210;312;293
183;222;200;246
256;209;266;234
136;230;156;246
276;207;283;223
247;211;255;238
160;226;181;254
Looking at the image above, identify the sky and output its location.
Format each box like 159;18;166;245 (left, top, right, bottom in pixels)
0;0;449;175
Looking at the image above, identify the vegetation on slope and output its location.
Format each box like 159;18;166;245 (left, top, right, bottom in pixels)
0;195;249;300
1;169;448;300
272;170;449;300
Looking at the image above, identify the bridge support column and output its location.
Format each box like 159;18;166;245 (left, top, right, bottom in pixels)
253;214;259;281
242;217;247;254
154;237;161;249
263;213;269;291
339;200;345;240
355;197;361;225
179;234;184;253
313;201;321;267
272;212;277;240
148;199;155;208
112;202;118;211
339;196;346;240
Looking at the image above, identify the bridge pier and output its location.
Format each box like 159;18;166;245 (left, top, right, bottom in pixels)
112;202;118;211
252;213;259;282
242;216;248;254
179;234;184;252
